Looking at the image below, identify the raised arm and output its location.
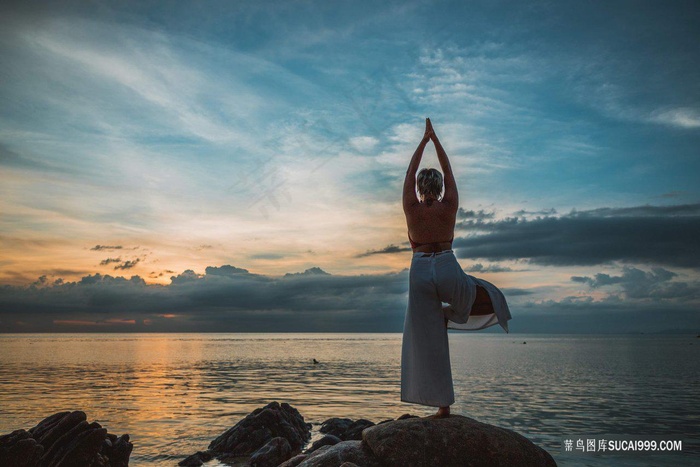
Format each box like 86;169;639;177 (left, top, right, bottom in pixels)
403;120;432;212
429;120;458;207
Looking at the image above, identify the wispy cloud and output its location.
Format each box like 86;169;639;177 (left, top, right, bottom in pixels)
466;263;513;273
114;259;140;270
649;107;700;129
356;244;412;258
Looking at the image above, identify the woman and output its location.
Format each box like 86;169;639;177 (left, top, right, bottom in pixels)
401;118;512;418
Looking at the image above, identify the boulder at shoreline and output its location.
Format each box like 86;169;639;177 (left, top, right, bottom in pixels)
363;414;557;467
180;401;312;466
184;402;557;466
3;403;557;466
286;414;556;467
0;410;133;467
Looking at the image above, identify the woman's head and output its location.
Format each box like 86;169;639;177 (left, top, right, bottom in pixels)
417;168;443;200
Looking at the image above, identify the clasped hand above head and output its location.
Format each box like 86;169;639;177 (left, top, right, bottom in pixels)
424;117;435;141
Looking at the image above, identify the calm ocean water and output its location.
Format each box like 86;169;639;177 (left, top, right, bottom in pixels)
0;333;698;466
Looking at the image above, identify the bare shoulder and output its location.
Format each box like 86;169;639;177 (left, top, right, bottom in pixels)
438;198;459;214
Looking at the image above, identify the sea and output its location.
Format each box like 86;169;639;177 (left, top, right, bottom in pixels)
1;333;698;466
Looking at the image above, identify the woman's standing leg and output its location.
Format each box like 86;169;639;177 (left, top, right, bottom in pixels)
401;255;455;410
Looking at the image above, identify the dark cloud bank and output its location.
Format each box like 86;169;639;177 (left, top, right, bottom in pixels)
454;204;700;268
0;266;411;333
1;204;699;333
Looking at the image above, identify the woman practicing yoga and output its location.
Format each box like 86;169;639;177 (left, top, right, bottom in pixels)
401;118;512;418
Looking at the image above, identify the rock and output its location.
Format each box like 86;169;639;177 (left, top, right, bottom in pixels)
0;411;132;467
319;418;353;438
318;418;375;441
305;434;341;454
277;453;307;467
296;441;381;467
249;436;292;467
341;420;375;441
109;434;133;467
109;434;134;467
0;430;44;467
38;420;102;466
397;414;418;420
202;402;310;461
27;411;71;440
338;463;361;467
36;410;87;453
362;415;557;467
178;450;214;466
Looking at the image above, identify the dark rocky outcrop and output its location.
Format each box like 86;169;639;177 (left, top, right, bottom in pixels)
0;410;133;467
180;401;311;466
4;404;556;467
362;415;557;467
319;419;353;439
177;450;213;466
186;404;556;466
0;429;44;467
249;437;292;467
339;420;375;441
318;418;375;441
277;453;308;467
305;434;341;454
295;441;381;467
396;413;419;421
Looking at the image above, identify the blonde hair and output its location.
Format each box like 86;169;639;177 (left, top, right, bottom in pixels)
417;168;443;200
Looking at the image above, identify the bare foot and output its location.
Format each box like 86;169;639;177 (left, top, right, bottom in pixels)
432;406;450;418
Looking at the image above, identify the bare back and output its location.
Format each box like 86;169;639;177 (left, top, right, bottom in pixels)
405;197;457;252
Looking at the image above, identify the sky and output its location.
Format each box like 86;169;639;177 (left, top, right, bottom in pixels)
1;0;699;333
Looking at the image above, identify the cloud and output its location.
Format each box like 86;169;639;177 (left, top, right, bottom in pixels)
659;191;686;199
507;300;700;334
512;208;557;217
453;204;700;268
99;257;122;266
114;259;140;270
457;208;495;220
2;258;698;333
571;266;699;301
650;107;700;129
250;253;287;260
348;136;379;153
356;244;412;258
284;267;330;277
0;265;409;332
501;288;535;297
205;265;250;276
466;263;512;273
91;245;123;251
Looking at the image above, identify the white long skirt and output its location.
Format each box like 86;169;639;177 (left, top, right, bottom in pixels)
400;250;511;407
